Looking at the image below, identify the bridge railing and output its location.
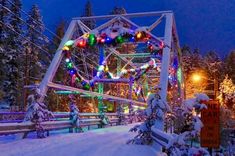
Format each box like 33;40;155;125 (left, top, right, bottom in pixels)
0;112;130;138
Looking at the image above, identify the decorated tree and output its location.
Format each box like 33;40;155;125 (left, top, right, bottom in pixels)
219;75;235;112
24;88;53;138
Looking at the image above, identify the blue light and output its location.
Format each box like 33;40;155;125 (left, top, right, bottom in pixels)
129;36;135;42
105;37;112;44
69;69;76;75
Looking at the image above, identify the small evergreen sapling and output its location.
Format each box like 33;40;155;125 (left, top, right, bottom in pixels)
69;101;81;132
165;93;210;155
127;92;170;145
24;88;53;138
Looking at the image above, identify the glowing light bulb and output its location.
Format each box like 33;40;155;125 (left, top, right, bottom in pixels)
136;32;142;39
65;58;70;63
62;46;69;51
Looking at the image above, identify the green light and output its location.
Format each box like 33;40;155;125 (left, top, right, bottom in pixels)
64;40;74;47
75;77;81;82
177;67;182;83
83;84;90;90
88;34;96;46
116;35;124;44
67;62;73;69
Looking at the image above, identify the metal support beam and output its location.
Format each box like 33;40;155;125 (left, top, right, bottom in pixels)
73;11;173;20
148;14;165;32
39;20;77;102
47;82;146;107
94;78;130;83
119;53;152;58
159;13;173;101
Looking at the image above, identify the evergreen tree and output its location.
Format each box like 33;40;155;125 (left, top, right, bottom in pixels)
46;19;66;111
204;51;222;79
110;6;126;14
2;0;22;109
23;4;48;109
24;4;47;85
51;19;66;51
181;46;206;98
81;0;95;29
0;0;9;101
224;51;235;83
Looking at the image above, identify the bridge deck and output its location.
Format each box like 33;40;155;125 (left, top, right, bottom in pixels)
0;124;156;156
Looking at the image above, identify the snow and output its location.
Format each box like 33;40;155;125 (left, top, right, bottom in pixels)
0;123;157;156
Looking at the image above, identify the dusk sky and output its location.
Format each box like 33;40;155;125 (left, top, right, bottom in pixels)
22;0;235;57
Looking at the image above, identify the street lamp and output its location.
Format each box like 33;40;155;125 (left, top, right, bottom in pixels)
191;72;218;99
192;73;202;83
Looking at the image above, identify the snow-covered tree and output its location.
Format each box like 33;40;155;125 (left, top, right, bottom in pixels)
204;51;223;79
224;51;235;83
127;92;170;145
24;88;53;138
69;100;81;132
23;4;49;109
0;1;9;88
181;46;207;98
24;4;48;85
1;0;23;109
165;93;209;155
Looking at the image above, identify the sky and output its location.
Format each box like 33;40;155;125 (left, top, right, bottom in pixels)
21;0;235;57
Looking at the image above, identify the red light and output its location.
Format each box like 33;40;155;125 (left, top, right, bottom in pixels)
159;42;164;49
101;38;105;43
77;39;86;48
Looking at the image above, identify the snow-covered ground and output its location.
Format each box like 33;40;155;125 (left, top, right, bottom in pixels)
0;124;157;156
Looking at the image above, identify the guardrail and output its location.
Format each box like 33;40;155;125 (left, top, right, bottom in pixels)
0;112;129;138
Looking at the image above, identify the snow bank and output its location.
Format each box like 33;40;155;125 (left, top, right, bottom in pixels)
0;124;157;156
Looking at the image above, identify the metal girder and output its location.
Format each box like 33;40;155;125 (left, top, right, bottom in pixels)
73;11;173;20
148;14;165;32
159;13;173;102
119;53;152;58
39;20;78;102
47;82;146;107
38;11;183;110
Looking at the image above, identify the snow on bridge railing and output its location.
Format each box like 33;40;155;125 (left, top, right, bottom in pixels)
0;112;129;123
0;112;132;137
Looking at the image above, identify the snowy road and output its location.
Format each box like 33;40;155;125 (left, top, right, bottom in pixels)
0;124;157;156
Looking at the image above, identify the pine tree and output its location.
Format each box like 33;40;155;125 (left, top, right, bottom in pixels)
181;46;206;98
23;4;48;109
25;4;47;84
2;0;23;109
24;88;53;138
81;0;95;29
110;6;126;14
204;51;223;78
0;0;9;103
46;19;66;111
51;19;66;51
224;51;235;83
